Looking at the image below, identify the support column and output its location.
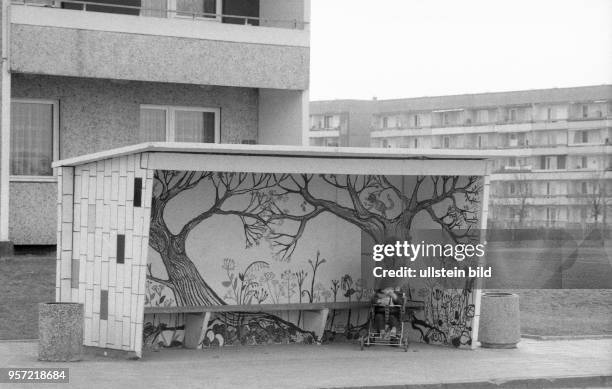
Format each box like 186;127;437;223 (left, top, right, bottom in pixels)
0;0;13;256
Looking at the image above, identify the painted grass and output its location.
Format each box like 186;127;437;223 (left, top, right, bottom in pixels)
0;256;610;339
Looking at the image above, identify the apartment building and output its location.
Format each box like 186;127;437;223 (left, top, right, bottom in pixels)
310;86;612;229
0;0;310;253
308;100;374;147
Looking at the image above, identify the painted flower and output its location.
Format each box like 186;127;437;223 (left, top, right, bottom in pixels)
222;258;236;271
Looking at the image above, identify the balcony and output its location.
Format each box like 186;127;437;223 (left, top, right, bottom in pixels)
567;117;611;129
370;127;432;138
308;129;340;138
9;0;310;90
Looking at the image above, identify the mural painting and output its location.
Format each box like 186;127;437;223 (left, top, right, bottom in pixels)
142;171;483;349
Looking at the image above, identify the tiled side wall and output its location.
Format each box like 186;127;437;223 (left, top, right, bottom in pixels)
56;153;154;357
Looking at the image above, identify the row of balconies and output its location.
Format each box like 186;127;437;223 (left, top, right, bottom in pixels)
9;1;310;91
373;109;611;130
370;118;611;136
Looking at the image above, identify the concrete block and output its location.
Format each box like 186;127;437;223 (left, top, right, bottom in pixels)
74;174;81;200
122;288;131;317
96;171;104;200
114;319;123;348
88;176;96;202
111;172;119;201
38;303;83;361
101;261;109;289
85;289;93;318
99;319;107;347
86;260;94;290
84;317;92;345
94;229;102;258
93;285;101;314
104;159;112;177
92;313;100;343
119;177;127;205
118;205;126;234
122;316;131;347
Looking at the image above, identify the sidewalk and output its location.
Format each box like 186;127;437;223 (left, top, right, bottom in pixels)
1;338;611;388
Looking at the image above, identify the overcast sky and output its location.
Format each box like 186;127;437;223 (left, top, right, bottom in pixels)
310;0;612;101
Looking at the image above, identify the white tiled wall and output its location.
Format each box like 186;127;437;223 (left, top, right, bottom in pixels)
56;153;154;357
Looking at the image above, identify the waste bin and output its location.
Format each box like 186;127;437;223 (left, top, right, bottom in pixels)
478;292;520;348
38;303;83;361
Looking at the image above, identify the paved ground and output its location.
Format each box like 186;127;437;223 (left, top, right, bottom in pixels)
0;338;611;388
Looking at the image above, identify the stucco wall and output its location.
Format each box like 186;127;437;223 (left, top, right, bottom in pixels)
10;74;258;244
12;74;259;159
9;182;56;245
10;23;309;91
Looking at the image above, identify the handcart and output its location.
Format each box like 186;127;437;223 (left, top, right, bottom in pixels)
359;294;425;352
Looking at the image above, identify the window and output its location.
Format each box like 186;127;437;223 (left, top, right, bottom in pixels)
557;155;566;169
477;109;489;123
546;208;556;223
10;100;59;178
509;109;517;122
579;156;587;169
413;115;420;128
509;183;516;195
574;131;589;143
413;138;419;148
443;136;450;149
477;135;483;149
382;116;389;129
547;108;553;121
175;0;221;19
139;105;220;143
582;105;589;118
581;182;588;194
442;112;450;126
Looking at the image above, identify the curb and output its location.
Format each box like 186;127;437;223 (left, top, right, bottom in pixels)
326;375;612;389
0;339;38;343
522;334;612;340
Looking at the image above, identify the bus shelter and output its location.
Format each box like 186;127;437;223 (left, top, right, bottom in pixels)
52;143;491;358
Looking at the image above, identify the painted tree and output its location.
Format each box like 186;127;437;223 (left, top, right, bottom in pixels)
240;174;482;260
147;171;287;306
148;172;482;309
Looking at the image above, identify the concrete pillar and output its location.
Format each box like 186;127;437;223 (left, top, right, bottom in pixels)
0;0;13;256
258;88;308;146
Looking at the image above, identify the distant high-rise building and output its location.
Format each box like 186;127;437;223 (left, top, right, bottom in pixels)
309;85;612;229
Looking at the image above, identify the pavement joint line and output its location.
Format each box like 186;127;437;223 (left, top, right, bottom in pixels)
521;333;612;340
323;374;612;389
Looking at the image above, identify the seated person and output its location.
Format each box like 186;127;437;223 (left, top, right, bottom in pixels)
371;287;403;339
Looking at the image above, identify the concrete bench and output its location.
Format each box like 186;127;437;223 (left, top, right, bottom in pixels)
144;302;371;348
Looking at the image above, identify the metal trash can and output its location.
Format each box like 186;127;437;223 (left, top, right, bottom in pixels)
38;303;84;361
478;292;520;348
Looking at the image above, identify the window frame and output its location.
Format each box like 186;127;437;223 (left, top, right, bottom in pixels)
9;98;60;183
169;0;223;21
140;104;221;144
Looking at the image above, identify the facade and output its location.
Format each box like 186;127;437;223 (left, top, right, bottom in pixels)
310;86;612;229
308;100;374;147
0;0;311;250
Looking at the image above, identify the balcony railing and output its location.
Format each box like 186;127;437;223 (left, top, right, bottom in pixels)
12;0;309;30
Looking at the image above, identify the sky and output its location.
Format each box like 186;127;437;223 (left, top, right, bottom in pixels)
309;0;612;101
